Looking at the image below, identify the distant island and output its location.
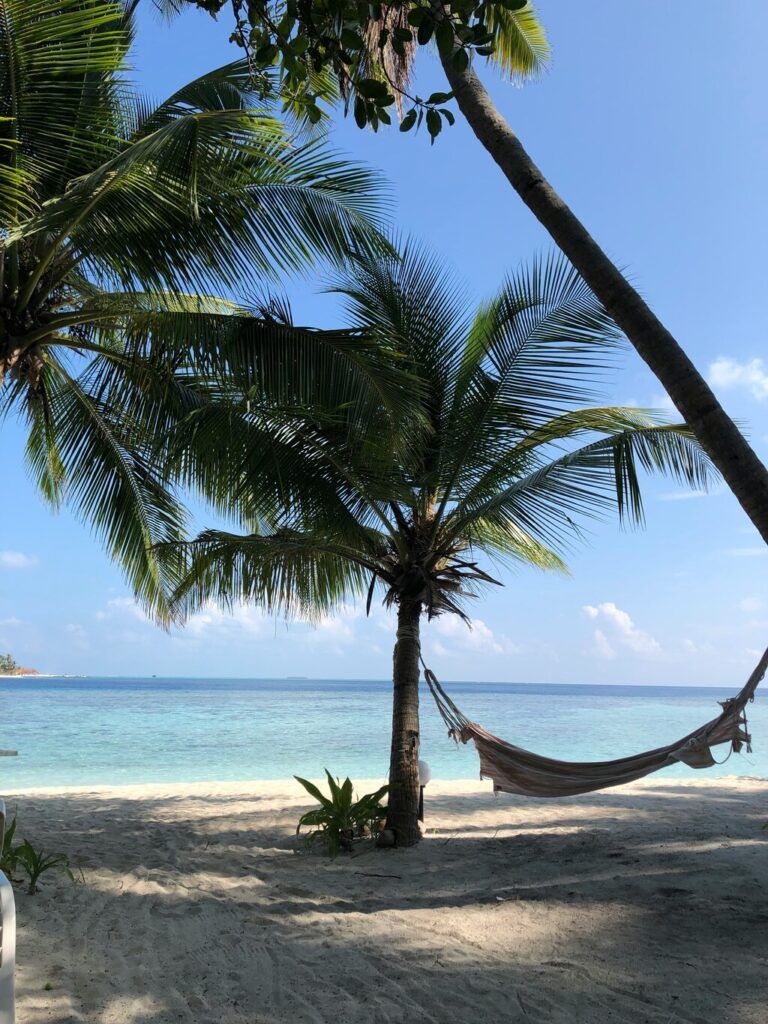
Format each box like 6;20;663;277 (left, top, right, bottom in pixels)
0;652;40;677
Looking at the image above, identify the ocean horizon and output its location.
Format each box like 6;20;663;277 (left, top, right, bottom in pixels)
2;675;765;788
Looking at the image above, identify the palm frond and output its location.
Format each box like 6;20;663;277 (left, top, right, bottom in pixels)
1;0;400;628
0;0;130;224
130;58;338;141
465;519;569;574
484;2;551;81
24;353;187;621
432;253;623;522
12;121;389;298
445;422;714;555
328;238;469;485
167;529;378;622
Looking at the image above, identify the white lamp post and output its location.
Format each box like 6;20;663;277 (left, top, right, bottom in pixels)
418;759;431;821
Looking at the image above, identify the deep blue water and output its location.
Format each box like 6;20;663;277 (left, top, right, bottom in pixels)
0;676;764;787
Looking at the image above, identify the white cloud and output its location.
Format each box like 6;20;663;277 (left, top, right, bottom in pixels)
179;601;363;649
96;597;150;623
183;601;270;638
310;605;363;643
621;392;676;414
582;602;661;657
709;357;768;400
651;391;677;413
658;489;710;502
726;547;767;558
66;623;89;650
592;628;616;660
740;597;764;613
681;638;715;656
0;617;22;629
0;551;37;570
431;616;520;656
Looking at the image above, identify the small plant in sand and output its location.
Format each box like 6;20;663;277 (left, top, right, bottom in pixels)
13;841;74;895
295;772;389;857
1;814;76;893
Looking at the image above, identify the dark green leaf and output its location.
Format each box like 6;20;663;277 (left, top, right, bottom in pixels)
400;109;417;132
357;77;388;99
354;95;368;128
453;47;469;72
417;19;434;45
435;19;456;57
426;108;442;140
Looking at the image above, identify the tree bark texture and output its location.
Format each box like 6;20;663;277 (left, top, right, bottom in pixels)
386;601;422;847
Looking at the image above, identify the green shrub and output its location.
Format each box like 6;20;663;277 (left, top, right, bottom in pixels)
14;841;73;895
0;654;18;674
1;812;76;894
295;771;388;857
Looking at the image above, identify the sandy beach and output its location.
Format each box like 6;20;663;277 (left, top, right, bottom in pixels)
4;776;767;1024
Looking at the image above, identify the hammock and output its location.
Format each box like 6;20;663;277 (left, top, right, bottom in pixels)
423;646;768;798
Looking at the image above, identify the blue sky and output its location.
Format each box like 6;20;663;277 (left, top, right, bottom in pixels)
2;0;767;684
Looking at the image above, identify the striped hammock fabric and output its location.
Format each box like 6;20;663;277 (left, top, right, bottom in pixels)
424;647;767;798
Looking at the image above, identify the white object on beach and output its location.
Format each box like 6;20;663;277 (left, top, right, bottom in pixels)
0;800;16;1024
418;760;431;786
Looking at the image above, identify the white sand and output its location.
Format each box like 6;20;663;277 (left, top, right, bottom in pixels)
5;776;768;1024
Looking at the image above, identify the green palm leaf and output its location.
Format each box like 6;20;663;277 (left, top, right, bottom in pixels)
1;0;395;621
168;244;716;628
24;353;186;620
484;3;551;80
167;529;378;621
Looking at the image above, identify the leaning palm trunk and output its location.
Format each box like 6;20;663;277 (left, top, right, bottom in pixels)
386;602;422;846
440;54;768;545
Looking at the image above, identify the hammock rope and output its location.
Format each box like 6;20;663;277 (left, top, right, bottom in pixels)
421;646;768;798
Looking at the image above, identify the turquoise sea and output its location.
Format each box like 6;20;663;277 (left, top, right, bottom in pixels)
0;677;765;788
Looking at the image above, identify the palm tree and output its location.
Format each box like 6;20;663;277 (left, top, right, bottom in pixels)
0;0;390;618
168;246;713;847
176;0;768;543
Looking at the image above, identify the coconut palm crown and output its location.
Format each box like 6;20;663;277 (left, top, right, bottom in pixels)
168;245;714;845
0;0;393;618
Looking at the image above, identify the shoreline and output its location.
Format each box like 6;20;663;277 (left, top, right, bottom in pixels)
0;673;56;679
4;771;766;798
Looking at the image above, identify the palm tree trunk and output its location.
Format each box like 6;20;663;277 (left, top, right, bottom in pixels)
386;601;422;846
440;55;768;544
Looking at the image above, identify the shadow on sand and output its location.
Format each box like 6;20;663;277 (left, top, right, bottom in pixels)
8;780;768;1024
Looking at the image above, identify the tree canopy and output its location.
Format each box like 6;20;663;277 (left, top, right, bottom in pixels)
168;246;713;624
170;0;768;543
0;0;395;620
169;0;548;139
0;653;19;674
